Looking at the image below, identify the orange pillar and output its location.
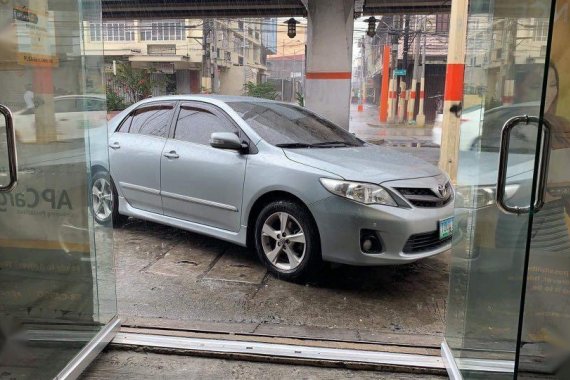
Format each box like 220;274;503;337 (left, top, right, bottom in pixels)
439;0;469;181
379;45;390;123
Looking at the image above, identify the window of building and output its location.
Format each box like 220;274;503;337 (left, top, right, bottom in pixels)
254;48;260;63
533;19;549;42
140;20;185;41
90;21;135;42
174;106;236;145
238;21;244;30
435;13;450;33
90;23;102;41
234;37;244;55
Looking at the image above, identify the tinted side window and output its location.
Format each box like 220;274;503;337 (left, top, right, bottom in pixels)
117;114;133;133
174;107;236;145
129;104;174;138
78;98;106;112
55;99;77;113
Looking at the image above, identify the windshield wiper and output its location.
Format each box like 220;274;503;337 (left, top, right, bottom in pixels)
275;143;313;148
311;141;350;147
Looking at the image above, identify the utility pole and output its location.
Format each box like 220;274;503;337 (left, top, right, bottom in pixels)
439;1;469;181
416;18;427;127
358;38;366;112
407;21;421;124
243;21;248;88
397;15;410;123
212;20;218;93
281;39;285;100
379;43;390;122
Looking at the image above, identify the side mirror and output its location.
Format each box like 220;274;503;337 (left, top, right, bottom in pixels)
210;132;247;152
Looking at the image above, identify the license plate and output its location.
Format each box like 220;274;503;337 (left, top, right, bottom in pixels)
439;217;454;240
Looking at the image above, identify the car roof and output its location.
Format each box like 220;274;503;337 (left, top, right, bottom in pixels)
135;94;289;106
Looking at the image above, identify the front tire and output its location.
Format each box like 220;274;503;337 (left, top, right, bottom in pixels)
254;200;321;282
91;171;127;227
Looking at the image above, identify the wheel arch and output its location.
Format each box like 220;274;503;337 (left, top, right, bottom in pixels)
246;190;320;249
90;164;109;176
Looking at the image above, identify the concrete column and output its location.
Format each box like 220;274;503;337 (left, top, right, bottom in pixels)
439;0;469;181
305;0;354;129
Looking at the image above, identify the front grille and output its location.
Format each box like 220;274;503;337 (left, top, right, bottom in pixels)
396;183;453;208
403;231;452;254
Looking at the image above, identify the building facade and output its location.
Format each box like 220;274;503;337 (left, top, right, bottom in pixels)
84;18;274;102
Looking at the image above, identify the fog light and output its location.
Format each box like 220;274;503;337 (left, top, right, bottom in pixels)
360;230;383;254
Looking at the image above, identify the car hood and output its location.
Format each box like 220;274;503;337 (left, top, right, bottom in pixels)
283;144;442;183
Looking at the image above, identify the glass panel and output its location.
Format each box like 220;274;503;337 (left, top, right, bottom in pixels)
0;111;10;189
445;0;552;377
0;0;117;377
518;4;570;377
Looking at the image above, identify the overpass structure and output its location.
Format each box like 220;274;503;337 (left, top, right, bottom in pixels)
102;0;450;19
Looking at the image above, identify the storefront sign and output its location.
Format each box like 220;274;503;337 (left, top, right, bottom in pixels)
13;4;58;67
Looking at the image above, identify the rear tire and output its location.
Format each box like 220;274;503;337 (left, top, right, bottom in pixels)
91;171;127;227
254;200;321;282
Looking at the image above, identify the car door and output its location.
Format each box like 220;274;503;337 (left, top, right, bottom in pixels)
109;101;176;214
161;102;247;232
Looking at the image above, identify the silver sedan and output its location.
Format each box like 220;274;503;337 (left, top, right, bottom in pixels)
92;95;454;281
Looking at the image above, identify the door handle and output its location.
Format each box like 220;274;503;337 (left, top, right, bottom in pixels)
109;142;121;150
163;150;179;159
496;115;551;215
0;104;18;192
533;118;551;212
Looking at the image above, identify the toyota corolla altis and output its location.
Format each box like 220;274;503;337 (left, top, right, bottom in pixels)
93;95;454;281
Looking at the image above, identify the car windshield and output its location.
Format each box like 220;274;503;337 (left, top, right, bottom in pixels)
228;101;364;148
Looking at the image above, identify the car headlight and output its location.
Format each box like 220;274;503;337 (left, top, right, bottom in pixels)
455;184;520;208
320;178;397;206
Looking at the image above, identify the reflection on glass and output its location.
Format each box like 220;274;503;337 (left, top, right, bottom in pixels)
0;0;116;378
445;0;552;378
518;9;570;376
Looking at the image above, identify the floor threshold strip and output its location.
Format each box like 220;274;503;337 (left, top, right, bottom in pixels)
112;332;445;370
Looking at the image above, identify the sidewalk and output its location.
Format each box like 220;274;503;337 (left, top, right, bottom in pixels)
349;104;435;147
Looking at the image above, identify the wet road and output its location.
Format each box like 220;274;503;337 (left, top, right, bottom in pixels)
114;213;449;344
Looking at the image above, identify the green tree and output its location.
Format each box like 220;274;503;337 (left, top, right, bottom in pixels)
111;63;162;104
106;87;126;111
244;81;278;100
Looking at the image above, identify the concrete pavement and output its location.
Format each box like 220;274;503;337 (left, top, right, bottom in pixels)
113;215;449;345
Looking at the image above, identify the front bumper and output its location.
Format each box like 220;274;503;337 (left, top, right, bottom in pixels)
309;195;454;266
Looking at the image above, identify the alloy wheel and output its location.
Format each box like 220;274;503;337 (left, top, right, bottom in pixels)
261;212;306;271
92;177;113;221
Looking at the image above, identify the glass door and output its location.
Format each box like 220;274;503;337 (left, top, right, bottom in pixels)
517;1;570;377
0;0;118;378
443;0;555;378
